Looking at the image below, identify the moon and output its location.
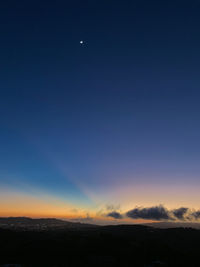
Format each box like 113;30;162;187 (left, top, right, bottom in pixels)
80;40;84;44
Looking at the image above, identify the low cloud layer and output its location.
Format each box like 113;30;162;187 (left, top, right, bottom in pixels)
126;205;170;221
107;211;123;219
172;207;188;220
71;213;93;224
191;210;200;219
106;205;200;221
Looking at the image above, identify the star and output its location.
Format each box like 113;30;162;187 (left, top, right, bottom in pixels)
80;40;84;44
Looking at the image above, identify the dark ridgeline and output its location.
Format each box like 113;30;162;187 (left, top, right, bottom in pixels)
0;218;200;266
0;217;97;231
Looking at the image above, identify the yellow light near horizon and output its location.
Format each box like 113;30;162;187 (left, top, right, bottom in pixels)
0;190;80;219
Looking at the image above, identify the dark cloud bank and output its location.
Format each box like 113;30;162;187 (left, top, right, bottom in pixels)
107;205;200;221
107;211;123;219
126;206;170;220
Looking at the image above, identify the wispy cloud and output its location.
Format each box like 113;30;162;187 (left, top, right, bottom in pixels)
71;213;94;223
106;204;121;211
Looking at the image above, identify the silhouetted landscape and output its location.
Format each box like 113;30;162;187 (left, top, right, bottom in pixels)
1;217;200;267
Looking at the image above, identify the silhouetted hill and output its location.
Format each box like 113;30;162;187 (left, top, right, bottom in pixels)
0;217;97;231
1;218;200;266
145;221;200;229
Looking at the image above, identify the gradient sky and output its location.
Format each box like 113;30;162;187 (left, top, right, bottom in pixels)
1;0;200;223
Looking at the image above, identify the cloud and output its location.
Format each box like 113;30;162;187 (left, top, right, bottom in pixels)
70;208;79;213
107;211;123;219
104;204;200;222
71;213;94;223
172;207;188;220
97;203;122;218
191;210;200;219
106;204;121;211
126;205;171;221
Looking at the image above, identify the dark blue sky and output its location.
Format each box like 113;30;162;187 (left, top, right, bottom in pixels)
1;0;200;217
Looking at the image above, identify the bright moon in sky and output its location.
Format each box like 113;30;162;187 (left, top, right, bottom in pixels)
80;40;84;44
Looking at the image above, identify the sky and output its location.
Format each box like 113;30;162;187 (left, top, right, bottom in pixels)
1;0;200;224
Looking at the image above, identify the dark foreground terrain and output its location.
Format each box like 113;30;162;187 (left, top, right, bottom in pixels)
0;218;200;267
